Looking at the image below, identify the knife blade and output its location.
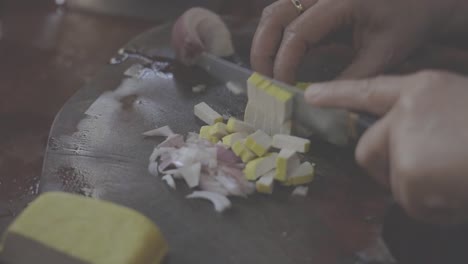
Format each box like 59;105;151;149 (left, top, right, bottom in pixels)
196;52;376;146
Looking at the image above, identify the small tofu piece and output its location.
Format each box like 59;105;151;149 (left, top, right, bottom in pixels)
222;132;248;147
245;130;272;157
272;134;311;153
275;149;301;182
244;153;278;181
285;162;315;186
194;102;223;125
232;140;257;163
226;118;255;134
199;125;219;144
256;170;275;194
209;123;228;138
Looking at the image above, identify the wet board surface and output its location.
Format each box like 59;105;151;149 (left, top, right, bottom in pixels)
40;22;394;264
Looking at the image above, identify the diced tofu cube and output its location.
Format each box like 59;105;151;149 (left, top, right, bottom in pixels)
275;149;301;182
194;102;223;125
284;162;315;186
232;140;257;163
256;170;275;194
245;130;272;157
244;153;278;181
226;118;255;134
222;132;248;147
272;134;311;153
199;125;219;144
209;123;228;138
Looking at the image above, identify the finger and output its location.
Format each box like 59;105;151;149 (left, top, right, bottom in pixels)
251;0;318;77
339;31;417;79
304;75;406;115
355;110;394;187
273;0;351;83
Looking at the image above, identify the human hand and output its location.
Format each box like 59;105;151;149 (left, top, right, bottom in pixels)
305;71;468;225
251;0;468;84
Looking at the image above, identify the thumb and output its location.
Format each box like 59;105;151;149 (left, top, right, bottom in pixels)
304;75;406;116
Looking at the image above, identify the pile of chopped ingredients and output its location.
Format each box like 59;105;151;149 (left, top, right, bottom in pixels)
144;73;315;212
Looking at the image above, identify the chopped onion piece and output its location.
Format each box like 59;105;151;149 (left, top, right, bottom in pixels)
192;84;207;93
291;186;309;197
180;163;202;188
186;191;231;212
226;81;244;95
143;126;175;137
148;162;159;176
149;147;176;162
162;175;176;189
157;134;185;148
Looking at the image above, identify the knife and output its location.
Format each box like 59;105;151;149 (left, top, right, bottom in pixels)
196;52;377;146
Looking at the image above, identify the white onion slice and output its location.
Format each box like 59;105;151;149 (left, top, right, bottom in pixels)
162;175;176;189
143;126;174;137
180;163;201;188
157;134;185;148
186;191;231;212
148;162;159;176
291;186;309;197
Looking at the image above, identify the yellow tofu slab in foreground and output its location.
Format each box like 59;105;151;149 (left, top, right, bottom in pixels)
0;192;168;264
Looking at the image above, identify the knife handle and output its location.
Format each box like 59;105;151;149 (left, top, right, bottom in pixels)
349;112;379;140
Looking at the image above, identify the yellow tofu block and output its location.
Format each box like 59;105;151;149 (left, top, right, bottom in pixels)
272;134;311;153
275;149;300;182
200;125;219;144
232;140;257;163
256;170;275;194
244;153;277;181
222;132;247;147
245;130;272;157
247;72;265;87
284;162;315;186
0;192;168;264
240;150;257;163
226;118;255;134
209;123;228;138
